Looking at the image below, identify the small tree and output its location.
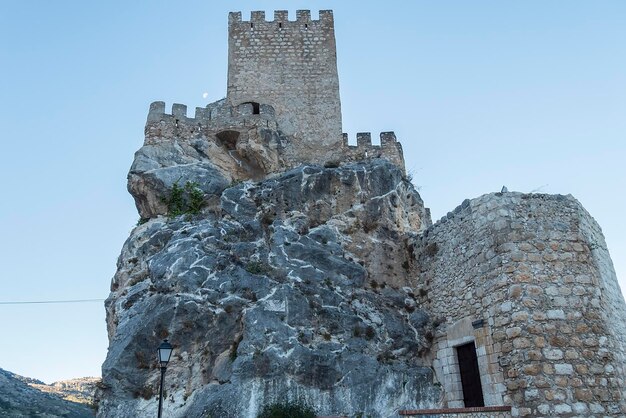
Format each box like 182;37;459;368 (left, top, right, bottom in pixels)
162;180;205;217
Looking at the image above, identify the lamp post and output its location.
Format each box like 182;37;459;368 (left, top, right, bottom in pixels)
157;339;173;418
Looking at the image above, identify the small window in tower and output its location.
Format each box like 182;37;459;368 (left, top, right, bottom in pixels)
239;101;261;115
304;23;308;30
279;22;283;30
250;22;254;29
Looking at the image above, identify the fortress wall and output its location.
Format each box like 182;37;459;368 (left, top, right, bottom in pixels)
144;101;278;144
413;192;626;416
341;132;405;172
576;202;626;406
227;10;342;161
144;102;405;171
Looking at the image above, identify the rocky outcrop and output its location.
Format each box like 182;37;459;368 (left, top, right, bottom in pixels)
0;369;95;417
98;159;441;417
130;100;292;220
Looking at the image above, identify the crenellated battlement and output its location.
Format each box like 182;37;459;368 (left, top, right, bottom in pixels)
148;101;276;123
342;132;405;172
145;100;279;143
229;10;333;28
146;99;405;171
341;131;400;149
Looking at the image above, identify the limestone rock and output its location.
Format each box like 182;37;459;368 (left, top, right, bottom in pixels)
98;160;439;417
130;98;296;219
127;141;229;220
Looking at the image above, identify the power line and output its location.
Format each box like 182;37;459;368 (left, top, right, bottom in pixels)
0;299;105;305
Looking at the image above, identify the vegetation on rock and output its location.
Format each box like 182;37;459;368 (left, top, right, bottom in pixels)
162;181;205;218
257;400;316;418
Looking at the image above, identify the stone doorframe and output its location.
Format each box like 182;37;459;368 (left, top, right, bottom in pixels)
432;317;506;408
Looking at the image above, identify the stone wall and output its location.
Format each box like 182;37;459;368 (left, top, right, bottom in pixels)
145;100;278;145
341;132;405;173
408;414;509;418
227;10;342;164
402;413;510;418
400;406;511;417
412;192;626;417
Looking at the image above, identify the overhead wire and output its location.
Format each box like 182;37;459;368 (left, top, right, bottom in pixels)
0;299;105;305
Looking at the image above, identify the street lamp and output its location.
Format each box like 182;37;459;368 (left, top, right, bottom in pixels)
157;339;173;418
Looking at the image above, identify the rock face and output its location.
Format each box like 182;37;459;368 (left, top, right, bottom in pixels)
0;369;95;417
99;160;440;417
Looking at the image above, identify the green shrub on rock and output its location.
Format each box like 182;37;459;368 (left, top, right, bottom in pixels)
162;180;205;218
257;400;316;418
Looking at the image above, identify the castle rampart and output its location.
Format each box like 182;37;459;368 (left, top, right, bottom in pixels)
413;192;626;416
148;101;276;124
145;101;407;173
145;101;279;144
341;132;405;171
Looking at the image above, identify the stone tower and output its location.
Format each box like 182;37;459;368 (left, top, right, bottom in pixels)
227;10;343;162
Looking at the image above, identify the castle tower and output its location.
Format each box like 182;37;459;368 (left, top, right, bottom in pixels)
227;10;343;161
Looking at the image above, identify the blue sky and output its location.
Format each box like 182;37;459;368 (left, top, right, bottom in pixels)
0;1;624;383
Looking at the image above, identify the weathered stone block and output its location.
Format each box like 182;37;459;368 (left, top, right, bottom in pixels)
555;363;574;375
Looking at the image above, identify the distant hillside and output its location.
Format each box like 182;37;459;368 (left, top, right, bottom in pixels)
0;368;96;417
29;376;99;406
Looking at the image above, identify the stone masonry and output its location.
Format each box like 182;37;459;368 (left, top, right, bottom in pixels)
400;406;511;418
412;192;626;416
228;10;342;165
